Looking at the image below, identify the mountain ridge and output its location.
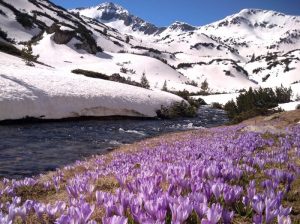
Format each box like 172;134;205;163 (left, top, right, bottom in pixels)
71;3;300;35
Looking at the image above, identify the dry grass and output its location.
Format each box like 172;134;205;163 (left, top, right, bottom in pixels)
242;110;300;128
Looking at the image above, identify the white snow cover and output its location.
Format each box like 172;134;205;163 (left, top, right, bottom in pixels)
1;0;300;122
32;33;199;92
278;101;300;111
192;93;240;105
178;62;257;92
0;52;183;121
291;83;300;100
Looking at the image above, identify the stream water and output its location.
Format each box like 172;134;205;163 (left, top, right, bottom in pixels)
0;106;228;179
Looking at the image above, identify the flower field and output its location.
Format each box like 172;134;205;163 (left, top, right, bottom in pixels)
0;120;300;223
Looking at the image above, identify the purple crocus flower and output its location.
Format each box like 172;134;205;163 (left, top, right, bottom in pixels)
277;215;291;224
193;202;207;220
169;197;193;224
68;202;95;223
102;215;128;224
253;214;263;224
265;206;279;224
211;183;223;199
247;180;256;199
222;209;234;224
201;203;223;224
252;197;264;215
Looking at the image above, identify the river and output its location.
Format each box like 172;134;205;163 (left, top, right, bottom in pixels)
0;106;228;179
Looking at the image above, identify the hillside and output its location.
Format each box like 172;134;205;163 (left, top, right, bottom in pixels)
0;0;300;120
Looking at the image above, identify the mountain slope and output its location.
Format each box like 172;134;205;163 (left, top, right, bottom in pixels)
0;0;299;121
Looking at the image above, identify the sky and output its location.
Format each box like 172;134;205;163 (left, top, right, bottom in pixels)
51;0;300;27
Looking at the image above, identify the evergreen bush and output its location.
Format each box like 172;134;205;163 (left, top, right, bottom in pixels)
16;13;34;28
162;81;168;91
140;73;150;89
224;87;292;123
156;101;197;119
21;44;39;66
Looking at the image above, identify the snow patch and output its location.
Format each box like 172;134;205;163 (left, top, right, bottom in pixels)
278;101;300;111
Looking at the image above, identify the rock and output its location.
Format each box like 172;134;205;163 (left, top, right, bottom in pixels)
53;29;76;44
46;23;60;34
47;23;101;54
169;21;196;32
47;24;76;45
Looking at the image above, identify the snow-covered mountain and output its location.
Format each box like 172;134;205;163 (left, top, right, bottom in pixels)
0;0;299;120
200;8;300;56
70;2;165;36
72;3;300;89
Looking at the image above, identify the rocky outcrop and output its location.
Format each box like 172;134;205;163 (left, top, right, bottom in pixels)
47;23;101;54
47;24;76;45
168;22;196;32
53;29;76;45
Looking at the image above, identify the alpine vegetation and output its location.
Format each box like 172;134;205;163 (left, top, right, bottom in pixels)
0;123;299;223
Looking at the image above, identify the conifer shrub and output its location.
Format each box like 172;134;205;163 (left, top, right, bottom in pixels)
140;73;150;89
156;101;197;119
224;100;238;119
211;102;223;109
71;70;142;88
16;12;34;28
0;41;22;56
0;9;6;16
185;80;198;87
200;79;209;92
275;85;292;103
162;80;168;91
71;69;109;80
0;28;8;40
224;87;292;123
21;44;39;66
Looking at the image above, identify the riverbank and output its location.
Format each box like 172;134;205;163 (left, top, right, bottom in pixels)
0;110;299;223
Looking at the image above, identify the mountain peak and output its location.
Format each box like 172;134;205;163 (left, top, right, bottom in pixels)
236;8;288;19
238;8;263;15
168;21;196;32
71;2;165;35
207;8;297;29
96;2;128;13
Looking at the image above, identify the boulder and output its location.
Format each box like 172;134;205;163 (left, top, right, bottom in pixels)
53;30;76;45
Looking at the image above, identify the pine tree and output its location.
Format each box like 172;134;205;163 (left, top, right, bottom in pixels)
200;79;209;92
103;28;107;35
162;80;168;91
224;100;238;119
21;43;39;66
250;53;255;62
140;73;150;89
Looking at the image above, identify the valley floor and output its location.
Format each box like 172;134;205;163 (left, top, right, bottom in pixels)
0;110;300;223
